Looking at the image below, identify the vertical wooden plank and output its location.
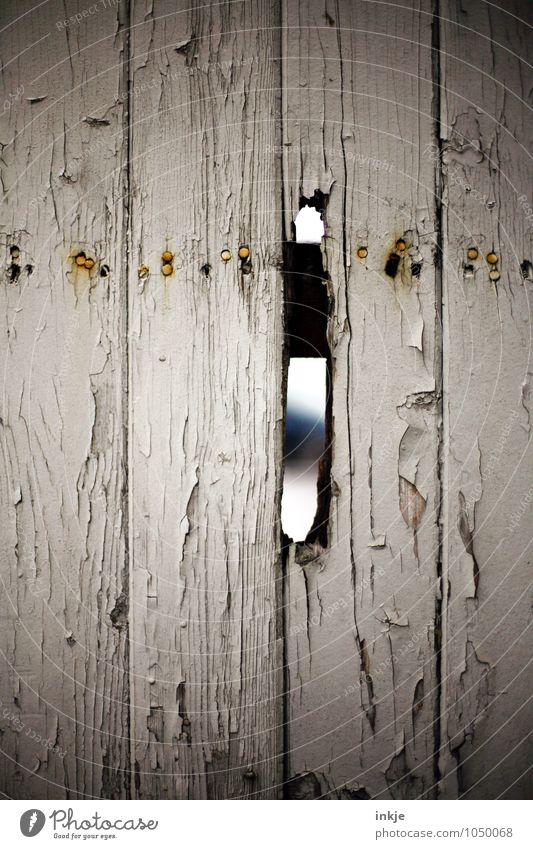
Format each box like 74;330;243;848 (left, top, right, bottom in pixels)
283;1;441;798
439;0;532;799
129;1;283;798
0;2;130;797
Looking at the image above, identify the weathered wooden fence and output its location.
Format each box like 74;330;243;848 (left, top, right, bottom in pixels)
1;0;531;799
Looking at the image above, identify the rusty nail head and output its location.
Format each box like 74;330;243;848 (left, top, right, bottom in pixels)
467;247;478;260
486;252;498;265
221;249;232;262
489;269;501;281
396;239;407;251
84;258;95;270
238;245;250;260
357;246;368;259
75;253;86;266
162;250;173;263
162;263;173;276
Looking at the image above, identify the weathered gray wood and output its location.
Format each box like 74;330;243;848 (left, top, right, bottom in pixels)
1;0;530;803
0;2;130;797
128;0;283;798
438;0;533;800
282;0;441;798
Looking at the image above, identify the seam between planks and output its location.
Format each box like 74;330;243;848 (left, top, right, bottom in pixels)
118;0;134;800
432;0;446;798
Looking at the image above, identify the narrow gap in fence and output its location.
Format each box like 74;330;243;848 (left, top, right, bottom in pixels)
281;195;332;546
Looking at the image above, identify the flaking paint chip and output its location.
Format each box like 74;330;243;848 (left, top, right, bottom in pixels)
368;534;386;548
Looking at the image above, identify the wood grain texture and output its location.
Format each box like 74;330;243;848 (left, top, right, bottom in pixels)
438;0;533;800
0;1;130;798
282;0;442;799
128;0;284;799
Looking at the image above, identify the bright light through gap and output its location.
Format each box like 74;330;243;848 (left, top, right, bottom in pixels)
281;358;327;542
294;205;325;243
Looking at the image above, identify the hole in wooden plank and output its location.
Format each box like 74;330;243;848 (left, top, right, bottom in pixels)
410;260;422;278
282;198;332;545
8;264;21;284
293;189;327;241
520;260;532;281
8;244;21;284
